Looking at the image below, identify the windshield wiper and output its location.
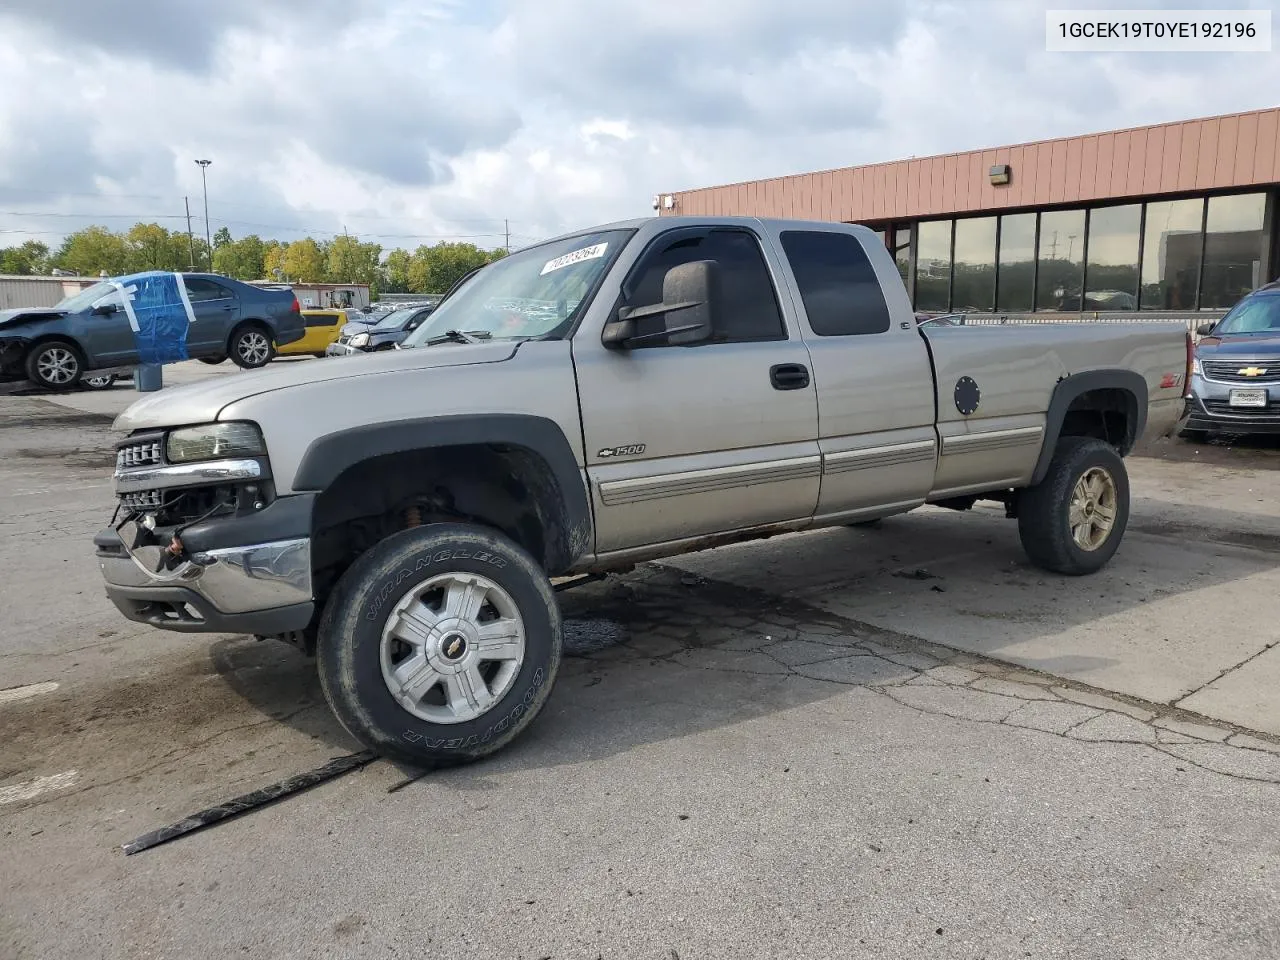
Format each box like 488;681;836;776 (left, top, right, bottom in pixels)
423;329;493;346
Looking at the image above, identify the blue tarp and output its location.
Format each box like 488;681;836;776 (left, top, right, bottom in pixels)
110;271;195;365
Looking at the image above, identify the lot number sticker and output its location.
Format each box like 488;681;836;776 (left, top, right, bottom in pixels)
541;242;608;275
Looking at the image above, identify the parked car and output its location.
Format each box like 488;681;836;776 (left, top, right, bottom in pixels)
1180;280;1280;439
99;216;1188;768
0;273;304;389
325;303;434;355
277;309;350;358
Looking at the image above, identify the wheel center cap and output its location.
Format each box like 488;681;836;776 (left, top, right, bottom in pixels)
440;633;468;662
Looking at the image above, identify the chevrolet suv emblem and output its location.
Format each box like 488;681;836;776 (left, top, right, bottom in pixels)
1239;366;1267;377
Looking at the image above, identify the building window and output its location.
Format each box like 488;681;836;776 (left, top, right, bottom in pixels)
891;226;912;288
1200;192;1267;310
1082;204;1140;311
915;219;952;312
1140;198;1203;311
951;217;996;312
1036;209;1085;311
996;213;1036;312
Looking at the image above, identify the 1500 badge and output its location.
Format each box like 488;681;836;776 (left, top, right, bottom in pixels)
597;444;646;458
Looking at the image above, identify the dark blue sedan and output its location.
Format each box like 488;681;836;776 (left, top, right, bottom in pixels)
0;273;304;390
326;303;435;356
1181;280;1280;438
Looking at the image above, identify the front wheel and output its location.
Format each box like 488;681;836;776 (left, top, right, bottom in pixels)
1017;437;1129;576
316;523;562;767
81;374;116;390
25;340;83;390
229;326;275;369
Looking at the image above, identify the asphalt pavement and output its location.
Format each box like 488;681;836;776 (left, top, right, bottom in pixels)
1;386;1279;959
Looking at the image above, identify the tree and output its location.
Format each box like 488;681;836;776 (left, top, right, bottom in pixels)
281;238;327;281
407;241;503;294
124;222;189;272
53;226;131;277
381;248;411;292
326;235;381;285
0;240;51;275
213;226;233;249
262;241;287;279
213;234;267;280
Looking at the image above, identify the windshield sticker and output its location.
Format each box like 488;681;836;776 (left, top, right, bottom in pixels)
540;242;608;276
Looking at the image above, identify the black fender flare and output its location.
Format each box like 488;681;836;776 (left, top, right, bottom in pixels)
292;414;592;571
1031;369;1148;485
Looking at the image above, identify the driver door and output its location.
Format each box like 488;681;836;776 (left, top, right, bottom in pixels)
573;226;821;556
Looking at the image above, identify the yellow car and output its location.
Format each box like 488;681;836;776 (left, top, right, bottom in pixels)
277;309;351;357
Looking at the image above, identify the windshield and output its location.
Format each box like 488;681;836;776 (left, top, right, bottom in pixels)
402;229;633;347
54;281;116;312
371;307;421;330
1212;293;1280;335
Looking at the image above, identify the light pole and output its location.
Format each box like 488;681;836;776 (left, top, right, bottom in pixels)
195;159;212;270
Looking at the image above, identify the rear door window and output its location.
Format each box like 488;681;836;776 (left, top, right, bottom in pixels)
184;278;234;302
779;231;891;336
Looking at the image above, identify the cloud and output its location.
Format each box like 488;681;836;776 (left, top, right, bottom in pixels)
0;0;1278;255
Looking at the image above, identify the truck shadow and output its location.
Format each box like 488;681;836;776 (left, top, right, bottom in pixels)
203;489;1280;781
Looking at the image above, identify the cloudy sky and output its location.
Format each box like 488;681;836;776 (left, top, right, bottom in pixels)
0;0;1277;253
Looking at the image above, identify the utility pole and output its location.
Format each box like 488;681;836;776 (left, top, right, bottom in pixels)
1048;231;1059;261
195;159;212;270
184;197;196;271
504;219;510;253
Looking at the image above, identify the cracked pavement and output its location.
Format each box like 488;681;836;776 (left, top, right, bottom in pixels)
2;394;1280;959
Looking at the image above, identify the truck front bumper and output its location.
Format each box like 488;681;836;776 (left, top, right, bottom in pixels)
95;491;317;635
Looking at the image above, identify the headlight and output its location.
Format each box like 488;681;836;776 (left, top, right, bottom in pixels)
1192;356;1203;376
166;422;266;463
349;333;370;348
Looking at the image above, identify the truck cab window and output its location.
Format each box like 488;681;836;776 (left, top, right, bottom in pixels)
780;230;891;336
625;229;785;344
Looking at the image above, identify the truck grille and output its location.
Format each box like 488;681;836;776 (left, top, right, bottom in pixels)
1202;360;1280;384
116;439;163;469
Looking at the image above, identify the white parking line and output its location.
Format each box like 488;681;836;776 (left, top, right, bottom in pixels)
0;681;59;704
0;770;79;806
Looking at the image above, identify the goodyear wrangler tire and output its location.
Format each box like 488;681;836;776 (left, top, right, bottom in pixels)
1017;437;1129;576
316;522;562;767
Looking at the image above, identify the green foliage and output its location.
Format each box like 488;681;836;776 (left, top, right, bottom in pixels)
282;238;327;282
212;234;268;280
1;225;505;293
406;241;506;294
381;248;412;293
0;240;50;275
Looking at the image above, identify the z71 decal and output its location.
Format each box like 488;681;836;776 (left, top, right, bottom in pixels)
597;444;646;459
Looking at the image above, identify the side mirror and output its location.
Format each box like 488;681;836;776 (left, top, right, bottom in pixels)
602;260;718;349
1195;322;1216;337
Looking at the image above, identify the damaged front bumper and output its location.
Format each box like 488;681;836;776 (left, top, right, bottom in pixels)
96;528;314;634
97;432;317;634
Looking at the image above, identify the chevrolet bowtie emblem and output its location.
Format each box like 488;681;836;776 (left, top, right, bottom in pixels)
1239;366;1267;377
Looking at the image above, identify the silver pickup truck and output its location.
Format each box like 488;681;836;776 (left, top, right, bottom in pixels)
96;217;1189;765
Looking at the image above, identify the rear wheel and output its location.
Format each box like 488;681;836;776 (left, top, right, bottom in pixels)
1017;437;1129;575
316;522;562;767
81;374;116;390
229;326;275;369
199;355;227;365
25;340;83;390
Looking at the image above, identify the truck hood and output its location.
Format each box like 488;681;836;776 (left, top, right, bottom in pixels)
1196;333;1280;357
113;340;518;431
0;307;66;329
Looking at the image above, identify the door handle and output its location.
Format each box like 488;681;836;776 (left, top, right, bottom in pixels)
770;363;810;391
